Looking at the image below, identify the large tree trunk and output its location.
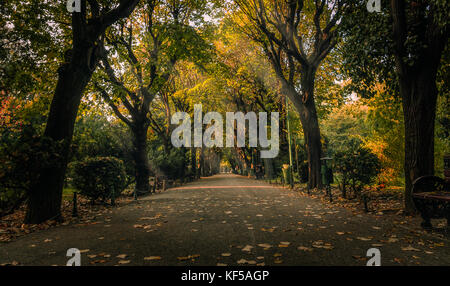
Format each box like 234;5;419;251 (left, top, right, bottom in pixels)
24;0;140;224
263;158;275;179
25;50;95;224
132;123;150;194
390;0;447;214
400;64;439;214
281;71;323;190
300;97;323;190
191;147;197;178
199;146;205;177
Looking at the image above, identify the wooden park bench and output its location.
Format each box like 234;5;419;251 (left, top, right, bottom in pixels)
412;175;450;229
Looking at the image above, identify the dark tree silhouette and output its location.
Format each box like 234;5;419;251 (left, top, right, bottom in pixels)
390;0;449;213
25;0;140;224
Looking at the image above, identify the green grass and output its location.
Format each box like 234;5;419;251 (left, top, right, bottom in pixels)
62;187;77;201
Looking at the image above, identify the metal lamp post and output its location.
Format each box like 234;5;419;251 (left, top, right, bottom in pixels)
286;95;294;189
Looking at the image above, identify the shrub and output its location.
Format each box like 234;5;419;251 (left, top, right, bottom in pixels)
0;125;63;217
149;147;187;180
71;157;127;203
334;142;381;198
71;115;135;176
0;188;26;218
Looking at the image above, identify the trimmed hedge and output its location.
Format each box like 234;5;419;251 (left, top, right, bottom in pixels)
334;143;381;198
71;157;127;203
0;125;62;217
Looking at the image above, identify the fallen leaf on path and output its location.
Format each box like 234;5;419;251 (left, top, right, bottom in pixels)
0;261;19;266
401;246;420;252
312;241;333;250
298;246;313;251
144;256;162;261
393;258;402;264
387;236;399;243
177;257;190;261
177;254;200;261
352;255;368;261
90;260;106;264
278;242;290;248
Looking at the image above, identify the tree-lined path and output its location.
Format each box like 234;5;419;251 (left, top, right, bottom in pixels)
1;174;449;266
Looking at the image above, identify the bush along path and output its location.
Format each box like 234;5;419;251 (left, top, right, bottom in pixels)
0;170;192;243
0;174;449;266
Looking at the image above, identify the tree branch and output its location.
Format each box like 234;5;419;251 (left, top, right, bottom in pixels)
390;0;408;77
95;0;140;37
95;83;133;127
